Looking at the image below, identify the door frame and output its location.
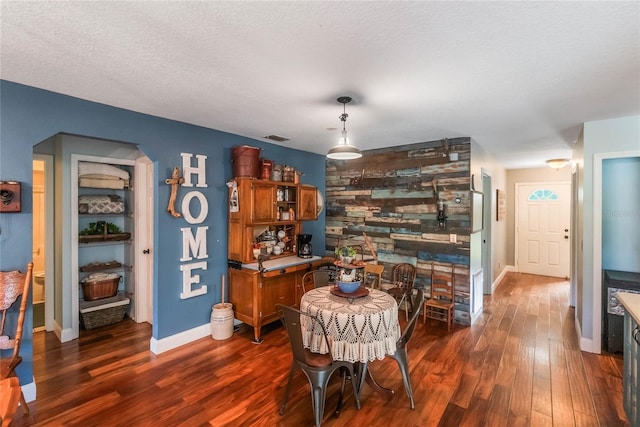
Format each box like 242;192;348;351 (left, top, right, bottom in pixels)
33;154;55;332
514;181;571;277
481;170;492;293
134;157;154;324
592;150;640;353
570;165;578;307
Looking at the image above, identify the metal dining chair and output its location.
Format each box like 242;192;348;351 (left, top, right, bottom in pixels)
276;304;360;427
386;288;424;409
301;269;335;293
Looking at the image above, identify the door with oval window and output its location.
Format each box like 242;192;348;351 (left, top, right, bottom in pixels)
516;183;571;278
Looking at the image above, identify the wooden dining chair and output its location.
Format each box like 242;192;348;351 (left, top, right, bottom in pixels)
386;263;417;321
0;377;21;426
276;304;360;427
424;262;455;330
363;264;384;290
0;262;33;418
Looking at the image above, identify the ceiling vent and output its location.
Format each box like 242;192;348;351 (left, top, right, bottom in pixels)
264;135;290;142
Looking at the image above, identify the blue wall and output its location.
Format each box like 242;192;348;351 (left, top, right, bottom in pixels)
0;80;326;385
602;157;640;272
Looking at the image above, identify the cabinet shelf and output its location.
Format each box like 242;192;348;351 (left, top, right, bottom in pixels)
80;212;133;218
78;239;132;248
79;264;131;274
79;185;131;191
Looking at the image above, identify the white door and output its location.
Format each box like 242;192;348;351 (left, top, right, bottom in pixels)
516;183;570;278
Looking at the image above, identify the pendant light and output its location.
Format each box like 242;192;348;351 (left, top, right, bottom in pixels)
327;96;362;160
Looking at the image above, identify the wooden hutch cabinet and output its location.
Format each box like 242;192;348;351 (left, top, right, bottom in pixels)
227;177;321;342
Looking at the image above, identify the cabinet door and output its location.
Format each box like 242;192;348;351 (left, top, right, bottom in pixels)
260;273;296;322
251;182;277;223
298;186;318;221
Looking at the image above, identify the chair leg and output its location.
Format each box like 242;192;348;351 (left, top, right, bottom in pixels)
279;363;296;415
347;365;361;410
336;367;347;417
311;378;331;427
390;349;415;410
19;390;29;415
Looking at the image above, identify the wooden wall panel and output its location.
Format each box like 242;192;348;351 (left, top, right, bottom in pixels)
325;137;473;325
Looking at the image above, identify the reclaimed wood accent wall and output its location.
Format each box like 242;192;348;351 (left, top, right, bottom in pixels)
325;137;473;324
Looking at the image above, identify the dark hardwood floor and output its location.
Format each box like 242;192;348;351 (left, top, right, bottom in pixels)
12;273;628;426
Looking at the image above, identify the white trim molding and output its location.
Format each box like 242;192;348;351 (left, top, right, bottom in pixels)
150;323;211;354
591;150;640;354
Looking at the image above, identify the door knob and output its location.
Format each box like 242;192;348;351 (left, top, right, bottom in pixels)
143;249;150;254
564;236;569;239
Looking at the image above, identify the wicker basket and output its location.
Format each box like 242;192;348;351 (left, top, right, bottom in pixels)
81;275;120;301
80;295;130;329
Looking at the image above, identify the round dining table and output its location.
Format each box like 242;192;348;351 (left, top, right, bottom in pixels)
299;286;401;363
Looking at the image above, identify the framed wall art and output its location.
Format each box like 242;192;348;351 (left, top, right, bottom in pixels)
496;189;506;221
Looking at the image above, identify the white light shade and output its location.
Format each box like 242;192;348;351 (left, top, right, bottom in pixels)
546;158;571;169
327;143;362;160
327;130;362;159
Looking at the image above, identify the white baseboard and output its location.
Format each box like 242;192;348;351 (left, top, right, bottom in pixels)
150;322;211;354
492;265;516;292
60;327;75;343
470;308;482;324
53;320;75;343
574;312;599;354
22;378;36;403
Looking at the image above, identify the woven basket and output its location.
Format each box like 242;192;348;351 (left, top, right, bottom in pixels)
80;295;130;329
81;305;126;329
81;276;120;301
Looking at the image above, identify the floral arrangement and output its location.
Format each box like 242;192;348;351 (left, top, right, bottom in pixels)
335;245;357;258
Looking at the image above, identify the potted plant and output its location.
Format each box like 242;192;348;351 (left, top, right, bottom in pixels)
335;245;357;265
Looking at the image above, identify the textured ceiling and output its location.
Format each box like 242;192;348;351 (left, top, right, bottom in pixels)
1;2;639;169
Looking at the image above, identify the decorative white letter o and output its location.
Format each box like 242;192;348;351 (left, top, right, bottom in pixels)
182;191;208;224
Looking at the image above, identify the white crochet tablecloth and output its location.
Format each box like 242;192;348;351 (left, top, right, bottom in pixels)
300;286;400;363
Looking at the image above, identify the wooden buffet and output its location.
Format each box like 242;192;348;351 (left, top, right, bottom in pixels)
228;256;324;343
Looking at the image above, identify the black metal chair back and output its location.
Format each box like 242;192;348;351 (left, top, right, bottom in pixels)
276;304;360;426
389;288;424;409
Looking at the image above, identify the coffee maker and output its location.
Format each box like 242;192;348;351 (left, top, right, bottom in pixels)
297;234;313;258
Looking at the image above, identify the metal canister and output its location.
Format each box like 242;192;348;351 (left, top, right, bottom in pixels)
271;164;283;181
260;159;272;180
282;165;295;183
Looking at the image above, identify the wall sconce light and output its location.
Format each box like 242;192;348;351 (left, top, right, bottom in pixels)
437;199;447;229
545;158;571;169
327;96;362;160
